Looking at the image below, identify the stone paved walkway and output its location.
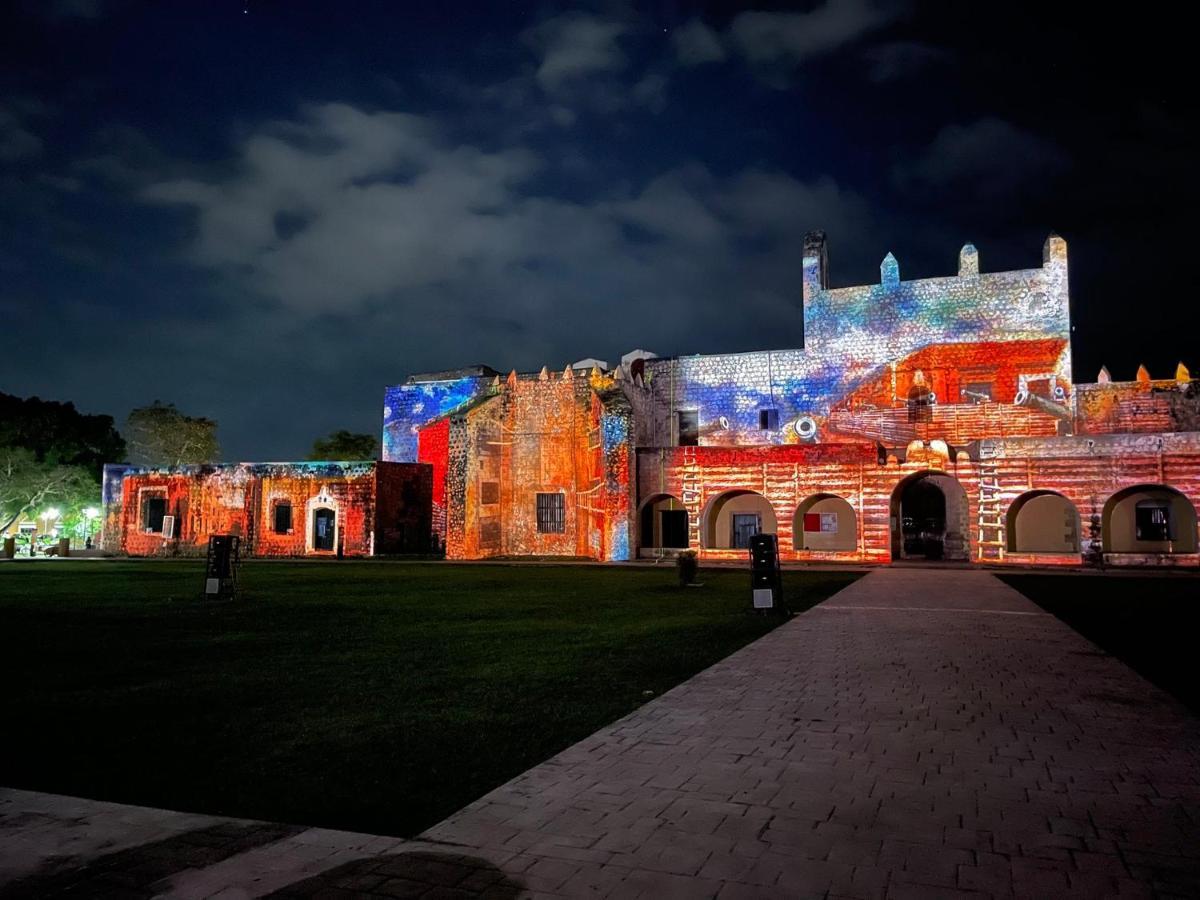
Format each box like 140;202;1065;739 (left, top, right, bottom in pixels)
3;568;1199;898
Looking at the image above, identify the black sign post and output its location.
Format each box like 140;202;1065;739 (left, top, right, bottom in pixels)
749;533;784;613
204;535;240;601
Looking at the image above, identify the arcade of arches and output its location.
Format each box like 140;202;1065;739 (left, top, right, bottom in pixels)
634;477;1198;562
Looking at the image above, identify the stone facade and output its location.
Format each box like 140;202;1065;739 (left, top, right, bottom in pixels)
382;232;1200;566
414;368;633;560
103;461;431;558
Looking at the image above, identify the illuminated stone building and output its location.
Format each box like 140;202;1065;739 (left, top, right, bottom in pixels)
103;461;431;557
384;233;1200;567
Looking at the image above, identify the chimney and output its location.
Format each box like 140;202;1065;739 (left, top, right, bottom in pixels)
801;230;827;350
802;231;827;297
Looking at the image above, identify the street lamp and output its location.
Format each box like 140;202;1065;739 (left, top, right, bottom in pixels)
38;508;60;554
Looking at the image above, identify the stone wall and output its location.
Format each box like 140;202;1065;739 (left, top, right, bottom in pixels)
433;369;634;560
107;461;429;558
635;435;1200;566
1075;378;1200;435
627;234;1072;449
382;374;495;462
374;233;1200;568
373;461;433;554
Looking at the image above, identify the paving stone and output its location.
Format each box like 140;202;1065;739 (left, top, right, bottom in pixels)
425;570;1200;897
4;570;1200;897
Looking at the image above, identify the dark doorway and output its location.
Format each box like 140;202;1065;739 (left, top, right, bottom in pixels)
899;479;945;559
731;513;761;550
313;508;336;551
273;501;293;534
660;510;688;549
678;410;699;446
143;496;167;533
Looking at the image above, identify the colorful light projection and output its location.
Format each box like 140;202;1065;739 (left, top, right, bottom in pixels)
106;461;431;558
383;375;495;462
398;367;636;561
377;233;1199;566
628;234;1072;448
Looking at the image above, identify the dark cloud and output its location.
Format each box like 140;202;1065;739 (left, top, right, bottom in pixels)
0;104;44;161
729;0;901;79
671;19;726;67
15;0;107;22
50;0;104;18
631;71;669;113
522;13;629;96
144;101;874;328
862;40;950;82
73;125;181;187
892;118;1068;203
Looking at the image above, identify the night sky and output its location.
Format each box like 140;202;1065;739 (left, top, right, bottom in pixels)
2;1;1194;460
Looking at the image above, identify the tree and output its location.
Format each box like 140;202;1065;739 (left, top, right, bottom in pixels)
0;392;122;536
308;430;379;460
0;447;97;534
126;401;220;467
0;392;125;479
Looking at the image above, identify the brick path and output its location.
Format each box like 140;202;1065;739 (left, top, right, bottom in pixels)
3;568;1199;898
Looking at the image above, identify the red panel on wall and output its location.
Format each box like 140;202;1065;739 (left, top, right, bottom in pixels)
418;418;450;508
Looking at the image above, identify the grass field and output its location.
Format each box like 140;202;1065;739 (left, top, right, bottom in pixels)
0;560;859;836
1000;573;1200;715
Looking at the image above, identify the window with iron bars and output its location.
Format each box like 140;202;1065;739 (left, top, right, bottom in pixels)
536;492;565;533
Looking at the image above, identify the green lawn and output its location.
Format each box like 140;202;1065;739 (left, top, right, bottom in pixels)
0;560;858;836
1001;573;1200;715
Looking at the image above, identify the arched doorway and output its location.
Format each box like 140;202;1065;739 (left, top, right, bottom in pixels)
702;490;777;550
312;508;336;551
793;494;857;551
638;493;689;553
1103;485;1198;554
890;472;969;561
306;487;340;554
1007;491;1080;553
